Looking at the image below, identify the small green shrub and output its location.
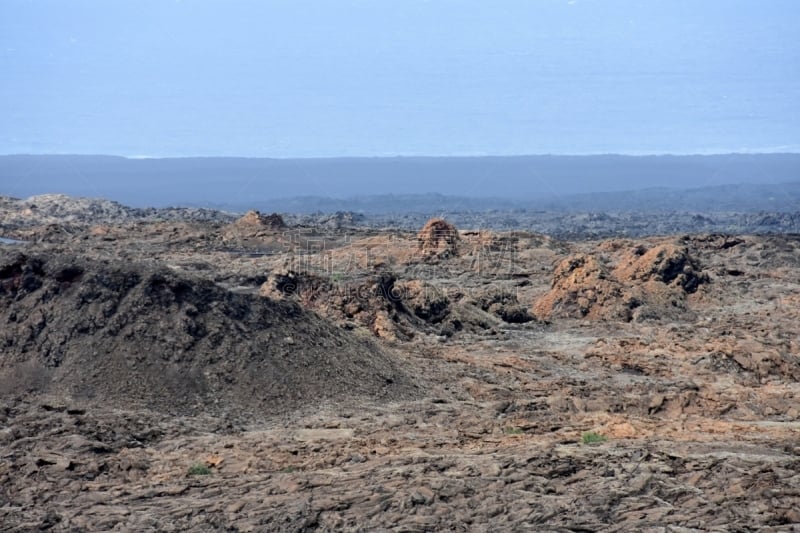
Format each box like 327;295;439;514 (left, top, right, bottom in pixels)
582;432;608;445
504;426;525;435
188;463;212;476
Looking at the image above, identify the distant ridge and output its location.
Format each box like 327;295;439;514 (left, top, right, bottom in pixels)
1;153;799;209
219;182;800;214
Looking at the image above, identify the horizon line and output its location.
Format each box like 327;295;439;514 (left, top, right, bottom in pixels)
2;149;800;160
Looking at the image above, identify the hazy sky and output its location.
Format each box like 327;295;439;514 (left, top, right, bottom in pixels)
1;0;799;157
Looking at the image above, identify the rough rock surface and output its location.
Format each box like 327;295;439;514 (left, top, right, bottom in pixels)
4;193;800;240
259;268;532;342
615;243;707;292
0;195;799;531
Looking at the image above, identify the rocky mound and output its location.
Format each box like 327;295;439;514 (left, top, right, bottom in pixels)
0;251;416;417
261;269;531;341
313;211;367;230
615;243;707;292
469;286;534;324
220;210;289;247
261;271;445;341
417;218;460;257
534;243;709;322
233;210;287;230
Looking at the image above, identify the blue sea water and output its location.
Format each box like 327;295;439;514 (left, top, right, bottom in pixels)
0;0;798;158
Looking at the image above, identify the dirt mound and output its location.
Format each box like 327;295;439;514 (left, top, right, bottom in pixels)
0;251;416;417
534;243;709;322
417;218;460;257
